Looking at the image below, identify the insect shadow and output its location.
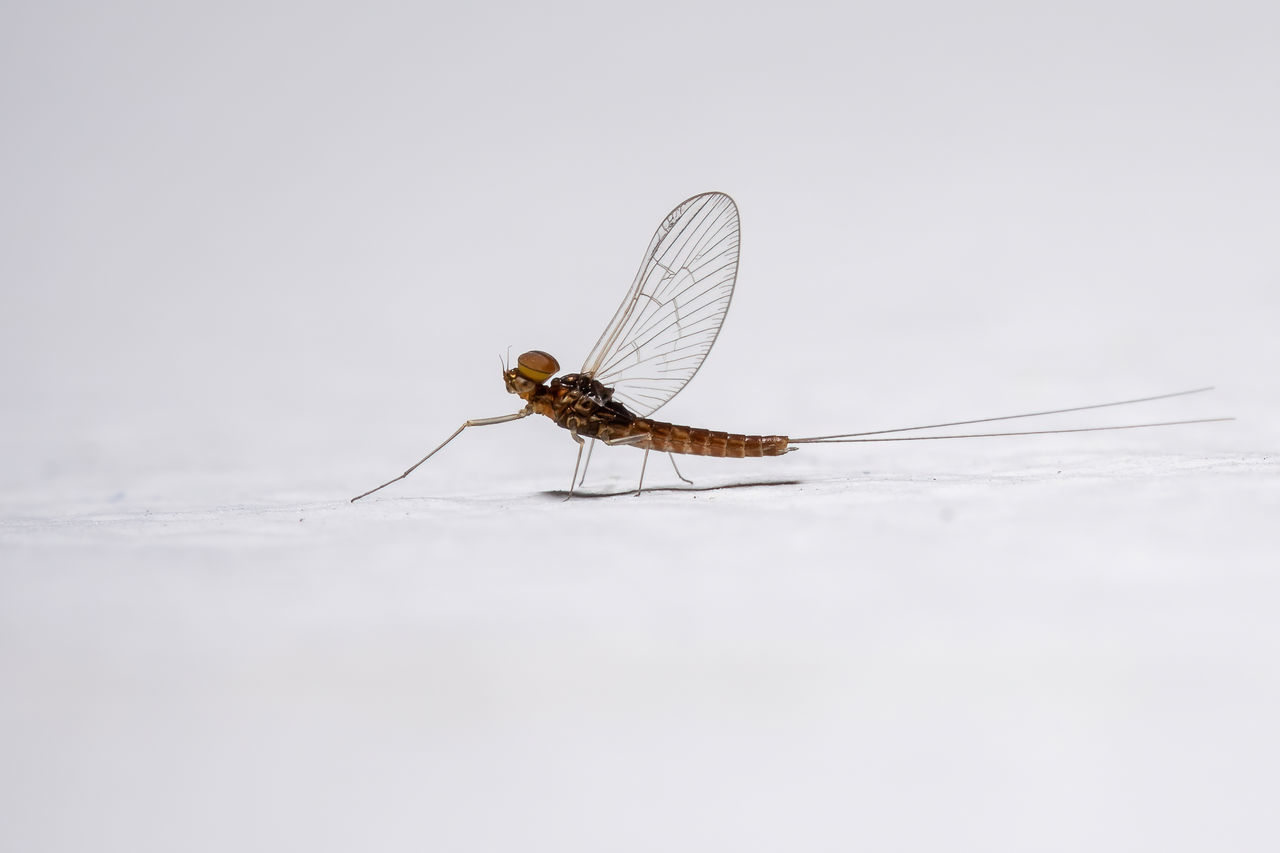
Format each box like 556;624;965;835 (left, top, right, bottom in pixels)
541;478;804;499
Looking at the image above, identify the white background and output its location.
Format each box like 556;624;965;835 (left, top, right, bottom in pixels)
2;2;1277;850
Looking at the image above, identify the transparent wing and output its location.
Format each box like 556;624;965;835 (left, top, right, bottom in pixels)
581;191;740;417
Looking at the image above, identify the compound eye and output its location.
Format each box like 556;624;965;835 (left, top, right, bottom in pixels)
516;350;559;382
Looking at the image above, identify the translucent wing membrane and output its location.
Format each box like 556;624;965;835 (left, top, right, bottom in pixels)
581;192;740;417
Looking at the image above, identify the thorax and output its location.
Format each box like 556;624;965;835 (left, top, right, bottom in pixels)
528;374;637;430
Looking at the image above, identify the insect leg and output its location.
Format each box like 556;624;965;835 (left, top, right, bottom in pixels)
576;439;597;487
592;433;654;495
566;430;586;499
667;454;693;485
636;448;651;496
603;433;649;446
351;410;530;502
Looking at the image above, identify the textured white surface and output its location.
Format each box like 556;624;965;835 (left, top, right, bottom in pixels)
3;2;1279;851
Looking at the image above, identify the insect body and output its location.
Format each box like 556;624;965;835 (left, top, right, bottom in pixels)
352;192;1228;501
509;352;791;459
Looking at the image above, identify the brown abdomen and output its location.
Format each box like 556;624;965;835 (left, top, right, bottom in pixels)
640;421;790;457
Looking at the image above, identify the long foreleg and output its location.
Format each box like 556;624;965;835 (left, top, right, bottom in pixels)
351;410;530;502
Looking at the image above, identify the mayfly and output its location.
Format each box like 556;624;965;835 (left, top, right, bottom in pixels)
352;191;1229;501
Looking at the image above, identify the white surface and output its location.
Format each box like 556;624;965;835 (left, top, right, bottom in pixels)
3;2;1278;851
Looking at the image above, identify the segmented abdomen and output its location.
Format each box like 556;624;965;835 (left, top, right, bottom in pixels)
637;420;790;457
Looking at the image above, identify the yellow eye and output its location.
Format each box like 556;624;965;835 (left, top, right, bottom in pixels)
516;350;559;382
